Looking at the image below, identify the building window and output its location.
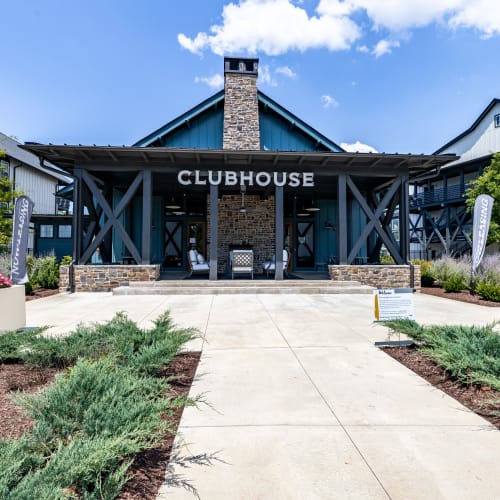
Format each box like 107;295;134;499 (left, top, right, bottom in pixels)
58;224;72;238
39;224;54;238
0;158;9;178
495;114;500;128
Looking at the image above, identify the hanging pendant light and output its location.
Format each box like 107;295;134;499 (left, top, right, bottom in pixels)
165;196;181;210
296;197;311;217
305;199;320;212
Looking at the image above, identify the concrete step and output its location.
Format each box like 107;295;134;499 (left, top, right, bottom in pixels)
113;280;374;295
127;279;364;288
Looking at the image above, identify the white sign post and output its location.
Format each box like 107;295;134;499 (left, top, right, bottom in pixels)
373;288;415;322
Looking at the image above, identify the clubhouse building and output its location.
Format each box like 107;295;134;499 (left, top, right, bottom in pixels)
23;57;456;291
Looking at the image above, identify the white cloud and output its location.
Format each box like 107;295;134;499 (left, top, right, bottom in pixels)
372;39;400;57
178;1;500;57
194;73;224;89
321;94;339;108
178;0;361;56
320;0;500;35
449;0;500;37
356;44;369;53
276;65;297;78
259;64;278;86
341;140;378;153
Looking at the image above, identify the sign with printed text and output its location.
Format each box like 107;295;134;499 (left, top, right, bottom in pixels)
373;288;415;321
11;195;33;285
472;194;494;273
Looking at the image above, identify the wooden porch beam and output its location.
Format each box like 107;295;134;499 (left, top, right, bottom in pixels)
347;176;404;264
79;171;143;264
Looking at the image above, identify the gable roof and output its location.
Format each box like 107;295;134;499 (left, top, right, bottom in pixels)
257;91;343;152
132;90;343;152
133;90;225;147
434;98;500;154
0;132;71;183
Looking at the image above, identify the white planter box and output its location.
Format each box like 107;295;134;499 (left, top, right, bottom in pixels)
0;285;26;332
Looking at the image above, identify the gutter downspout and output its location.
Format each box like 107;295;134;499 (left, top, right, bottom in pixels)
68;260;75;293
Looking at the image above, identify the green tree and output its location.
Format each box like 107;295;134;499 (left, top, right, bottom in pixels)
466;152;500;244
0;150;22;246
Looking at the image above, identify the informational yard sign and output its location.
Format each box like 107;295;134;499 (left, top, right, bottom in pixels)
373;288;415;321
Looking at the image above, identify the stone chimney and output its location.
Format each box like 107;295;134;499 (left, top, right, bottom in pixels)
223;57;260;150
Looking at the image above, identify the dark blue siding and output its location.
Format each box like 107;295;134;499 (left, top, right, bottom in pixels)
36;237;72;261
260;111;320;151
163;108;223;149
316;199;337;265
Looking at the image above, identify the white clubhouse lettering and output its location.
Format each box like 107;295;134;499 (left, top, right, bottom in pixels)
177;170;315;187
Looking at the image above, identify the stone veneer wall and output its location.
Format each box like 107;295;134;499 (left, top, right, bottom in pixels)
59;265;160;292
207;194;275;274
223;72;260;150
329;265;421;290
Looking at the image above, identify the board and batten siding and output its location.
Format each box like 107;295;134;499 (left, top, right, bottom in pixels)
440;102;500;166
15;165;58;214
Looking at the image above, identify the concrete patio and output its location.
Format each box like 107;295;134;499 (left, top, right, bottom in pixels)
26;292;500;500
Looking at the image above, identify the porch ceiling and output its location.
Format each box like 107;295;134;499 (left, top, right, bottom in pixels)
22;144;457;179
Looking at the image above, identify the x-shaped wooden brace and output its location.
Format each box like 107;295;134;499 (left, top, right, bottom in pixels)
409;212;425;245
79;171;143;264
165;222;182;258
347;176;404;264
449;207;472;246
426;214;447;251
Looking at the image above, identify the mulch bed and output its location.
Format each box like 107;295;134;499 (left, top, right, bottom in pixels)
382;346;500;429
119;351;201;499
0;363;60;439
25;288;60;301
382;286;500;429
0;351;201;499
420;285;500;307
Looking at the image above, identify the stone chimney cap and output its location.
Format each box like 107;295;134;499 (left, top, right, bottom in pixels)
224;57;258;76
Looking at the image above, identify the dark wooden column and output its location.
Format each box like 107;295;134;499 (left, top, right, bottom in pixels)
399;175;409;262
72;168;83;264
141;169;152;264
209;184;218;281
275;185;284;280
337;173;348;264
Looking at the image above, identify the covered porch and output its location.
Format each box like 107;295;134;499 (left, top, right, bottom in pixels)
22;144;456;288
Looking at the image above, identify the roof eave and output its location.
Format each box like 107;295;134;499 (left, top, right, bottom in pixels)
434;98;500;154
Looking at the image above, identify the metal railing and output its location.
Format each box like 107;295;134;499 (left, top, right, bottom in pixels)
410;184;470;208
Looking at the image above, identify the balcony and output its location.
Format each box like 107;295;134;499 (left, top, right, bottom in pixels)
410;183;470;209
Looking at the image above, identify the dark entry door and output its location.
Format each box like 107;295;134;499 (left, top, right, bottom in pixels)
296;221;315;268
164;220;183;269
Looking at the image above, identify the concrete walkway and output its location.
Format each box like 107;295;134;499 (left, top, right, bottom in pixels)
26;293;500;499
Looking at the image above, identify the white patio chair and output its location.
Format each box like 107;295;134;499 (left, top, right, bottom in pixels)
231;250;254;279
188;249;210;276
262;249;289;278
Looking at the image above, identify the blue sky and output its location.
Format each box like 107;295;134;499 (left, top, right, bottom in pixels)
2;0;500;154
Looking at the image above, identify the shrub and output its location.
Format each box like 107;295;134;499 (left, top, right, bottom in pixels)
384;320;500;390
475;280;500;302
443;272;467;292
0;272;12;288
431;255;470;289
15;311;196;372
60;255;72;266
31;255;59;289
380;254;395;264
413;259;435;287
0;312;199;498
